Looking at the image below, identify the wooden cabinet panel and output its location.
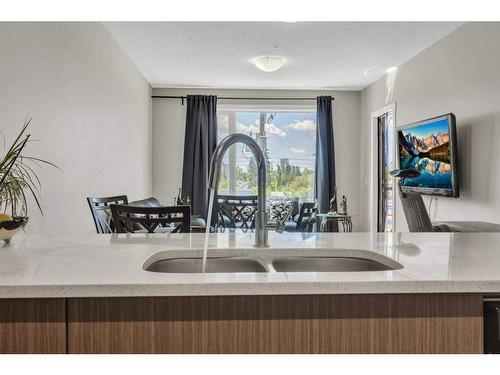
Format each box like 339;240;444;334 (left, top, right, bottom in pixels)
0;298;66;354
68;294;483;354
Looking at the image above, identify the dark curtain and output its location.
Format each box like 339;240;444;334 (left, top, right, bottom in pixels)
181;95;217;218
315;96;337;216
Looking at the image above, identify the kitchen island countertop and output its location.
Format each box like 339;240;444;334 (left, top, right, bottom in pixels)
1;232;500;298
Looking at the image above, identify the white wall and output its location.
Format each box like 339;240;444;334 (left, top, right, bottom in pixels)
0;22;152;234
360;22;500;231
152;87;362;230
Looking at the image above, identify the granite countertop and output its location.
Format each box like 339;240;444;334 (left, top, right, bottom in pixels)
1;232;500;298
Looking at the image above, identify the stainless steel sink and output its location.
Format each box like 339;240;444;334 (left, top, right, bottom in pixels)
145;257;267;273
272;256;394;272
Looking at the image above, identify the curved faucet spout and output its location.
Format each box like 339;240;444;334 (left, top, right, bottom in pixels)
208;133;268;248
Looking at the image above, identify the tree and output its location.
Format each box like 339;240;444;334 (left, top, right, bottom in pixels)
283;164;292;185
276;164;282;186
248;157;257;188
235;166;246;183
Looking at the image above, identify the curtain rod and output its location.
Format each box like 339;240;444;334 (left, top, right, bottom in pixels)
151;95;334;105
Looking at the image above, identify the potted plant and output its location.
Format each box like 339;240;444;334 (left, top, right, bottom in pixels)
0;119;59;243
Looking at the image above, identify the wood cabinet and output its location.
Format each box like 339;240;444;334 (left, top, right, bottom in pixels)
67;294;483;354
0;294;483;354
0;298;66;354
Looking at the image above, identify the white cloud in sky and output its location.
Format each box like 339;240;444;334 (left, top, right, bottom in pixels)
218;115;229;132
289;147;307;154
265;123;287;137
230;120;286;138
217;116;250;134
236;121;250;133
286;119;316;135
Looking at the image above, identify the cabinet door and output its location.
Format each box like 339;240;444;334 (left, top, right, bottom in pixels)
0;298;66;354
68;294;483;354
484;301;500;353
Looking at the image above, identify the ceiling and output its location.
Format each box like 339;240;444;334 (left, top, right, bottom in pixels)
105;22;463;90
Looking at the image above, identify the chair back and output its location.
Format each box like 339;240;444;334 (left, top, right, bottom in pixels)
87;195;128;233
296;201;318;232
398;190;434;232
129;197;162;208
269;200;294;223
110;204;191;233
215;195;258;231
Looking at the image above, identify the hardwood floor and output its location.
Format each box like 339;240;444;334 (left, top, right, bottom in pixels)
67;294;483;354
0;298;66;354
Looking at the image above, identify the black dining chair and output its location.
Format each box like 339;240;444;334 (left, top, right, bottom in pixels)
129;197;162;208
285;201;318;232
214;195;258;232
110;204;191;233
87;195;129;233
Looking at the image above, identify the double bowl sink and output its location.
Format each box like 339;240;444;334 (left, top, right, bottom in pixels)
144;254;402;273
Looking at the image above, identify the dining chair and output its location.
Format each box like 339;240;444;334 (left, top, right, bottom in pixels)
285;201;318;232
129;197;162;208
87;195;129;233
110;204;191;233
269;200;295;232
214;195;258;232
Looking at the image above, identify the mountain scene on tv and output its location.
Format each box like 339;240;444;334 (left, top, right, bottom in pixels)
398;118;452;189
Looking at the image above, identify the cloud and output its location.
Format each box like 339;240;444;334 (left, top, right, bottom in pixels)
236;121;251;133
265;123;287;137
218;117;249;133
290;147;307;154
238;121;286;138
286;119;316;135
218;115;229;132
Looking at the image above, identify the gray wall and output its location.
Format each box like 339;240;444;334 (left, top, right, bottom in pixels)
0;22;152;234
152;87;362;230
360;22;500;231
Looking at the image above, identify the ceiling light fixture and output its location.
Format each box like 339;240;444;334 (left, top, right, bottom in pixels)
363;65;384;78
253;56;284;72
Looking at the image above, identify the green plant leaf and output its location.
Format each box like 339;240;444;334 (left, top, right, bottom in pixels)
0;119;59;216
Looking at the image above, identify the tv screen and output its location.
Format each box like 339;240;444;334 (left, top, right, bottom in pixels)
397;113;459;197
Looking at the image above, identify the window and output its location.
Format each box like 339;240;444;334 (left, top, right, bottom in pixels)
216;109;316;201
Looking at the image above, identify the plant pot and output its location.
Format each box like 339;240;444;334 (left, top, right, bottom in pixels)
0;217;28;243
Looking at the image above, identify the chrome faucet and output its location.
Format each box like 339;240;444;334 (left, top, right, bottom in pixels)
208;133;269;248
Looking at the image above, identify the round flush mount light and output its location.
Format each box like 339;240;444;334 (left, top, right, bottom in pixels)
363;65;399;79
363;65;385;78
253;56;284;72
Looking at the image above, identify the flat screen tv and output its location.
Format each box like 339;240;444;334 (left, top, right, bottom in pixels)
397;113;459;197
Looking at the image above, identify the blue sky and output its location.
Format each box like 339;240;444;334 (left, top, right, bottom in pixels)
234;111;317;170
402;118;449;139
